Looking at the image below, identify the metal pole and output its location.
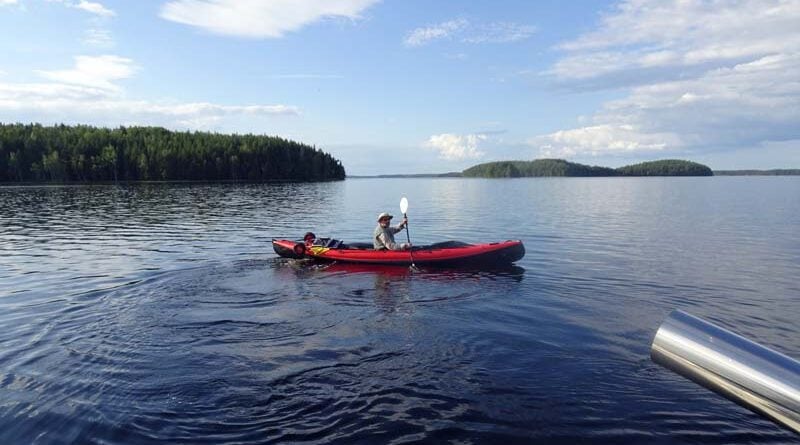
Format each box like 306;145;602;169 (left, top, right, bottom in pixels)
651;310;800;434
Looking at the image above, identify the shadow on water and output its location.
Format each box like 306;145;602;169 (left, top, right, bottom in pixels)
272;258;526;311
314;261;527;280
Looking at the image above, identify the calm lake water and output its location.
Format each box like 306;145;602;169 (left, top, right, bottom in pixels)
1;177;799;444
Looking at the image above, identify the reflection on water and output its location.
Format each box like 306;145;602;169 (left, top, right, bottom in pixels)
287;260;526;314
1;178;799;443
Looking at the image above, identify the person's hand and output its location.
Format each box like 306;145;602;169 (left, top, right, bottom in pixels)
402;217;408;228
401;243;411;250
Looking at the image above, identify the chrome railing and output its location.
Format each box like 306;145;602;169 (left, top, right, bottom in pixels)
651;309;800;433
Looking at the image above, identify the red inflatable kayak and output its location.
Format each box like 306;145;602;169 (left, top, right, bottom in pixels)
272;238;525;266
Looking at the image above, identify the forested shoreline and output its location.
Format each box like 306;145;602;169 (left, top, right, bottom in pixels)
462;159;713;177
0;123;345;182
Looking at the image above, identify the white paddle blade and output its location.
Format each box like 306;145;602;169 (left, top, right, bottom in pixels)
400;196;409;214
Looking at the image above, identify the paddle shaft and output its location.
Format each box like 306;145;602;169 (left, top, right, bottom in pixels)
403;212;416;267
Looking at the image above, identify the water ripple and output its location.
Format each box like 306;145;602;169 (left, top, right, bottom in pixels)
1;179;799;443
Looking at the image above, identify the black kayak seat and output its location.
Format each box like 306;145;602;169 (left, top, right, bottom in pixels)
343;242;373;250
311;238;344;249
308;237;473;251
342;240;473;250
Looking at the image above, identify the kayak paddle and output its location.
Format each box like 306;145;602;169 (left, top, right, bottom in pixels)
400;196;417;270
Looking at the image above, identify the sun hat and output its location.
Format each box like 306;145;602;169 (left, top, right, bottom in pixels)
377;212;393;221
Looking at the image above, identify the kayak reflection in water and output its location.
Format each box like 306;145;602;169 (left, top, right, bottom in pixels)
373;212;410;251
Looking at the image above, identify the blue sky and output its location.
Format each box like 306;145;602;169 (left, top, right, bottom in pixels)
1;0;798;174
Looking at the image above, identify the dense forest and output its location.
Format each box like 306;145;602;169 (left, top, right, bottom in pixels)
0;123;345;182
463;159;616;177
462;159;713;178
616;160;713;176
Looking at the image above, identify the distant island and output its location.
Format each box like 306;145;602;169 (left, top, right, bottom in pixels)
0;123;345;182
713;169;800;176
462;159;713;177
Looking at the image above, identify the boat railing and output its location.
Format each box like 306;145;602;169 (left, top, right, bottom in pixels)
651;309;800;434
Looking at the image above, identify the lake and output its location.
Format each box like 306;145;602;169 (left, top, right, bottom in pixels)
1;177;799;444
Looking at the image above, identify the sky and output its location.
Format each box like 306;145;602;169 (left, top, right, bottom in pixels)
1;0;799;175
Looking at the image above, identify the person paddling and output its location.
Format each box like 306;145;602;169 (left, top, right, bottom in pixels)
373;212;411;250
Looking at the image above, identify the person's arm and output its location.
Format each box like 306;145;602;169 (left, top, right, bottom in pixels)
391;218;408;233
386;223;410;250
376;231;402;250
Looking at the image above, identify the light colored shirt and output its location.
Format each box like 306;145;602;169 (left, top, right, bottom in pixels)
373;224;404;250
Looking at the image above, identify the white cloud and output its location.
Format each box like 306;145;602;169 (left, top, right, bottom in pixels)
425;133;486;161
48;0;115;16
160;0;380;38
35;55;136;92
404;19;468;47
41;1;116;46
1;0;18;5
405;18;534;47
0;82;300;127
548;51;630;81
73;0;114;16
560;1;800;54
535;0;800;160
83;28;114;48
532;124;678;158
0;82;298;113
552;0;800;81
0;56;300;130
462;22;535;44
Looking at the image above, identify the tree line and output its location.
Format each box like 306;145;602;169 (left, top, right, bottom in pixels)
0;123;346;182
714;169;800;176
462;159;713;177
616;160;713;176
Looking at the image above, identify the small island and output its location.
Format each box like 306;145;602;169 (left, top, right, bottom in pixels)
462;159;713;178
0;123;345;182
